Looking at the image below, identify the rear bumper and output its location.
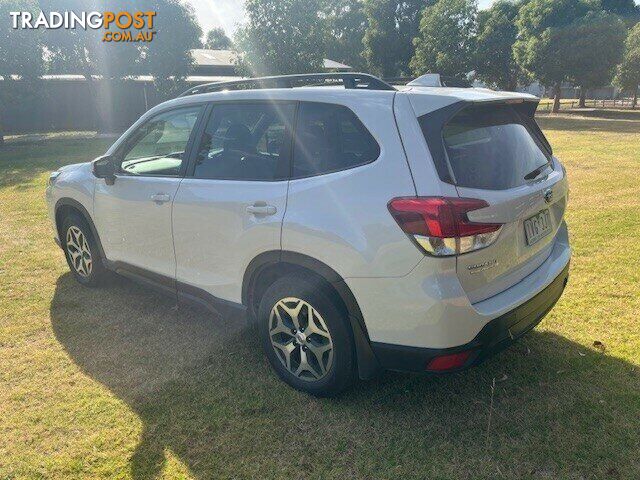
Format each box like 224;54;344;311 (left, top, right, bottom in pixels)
370;262;569;373
347;221;570;351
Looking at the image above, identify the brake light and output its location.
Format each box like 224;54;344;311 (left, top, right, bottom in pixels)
388;197;502;256
426;350;473;371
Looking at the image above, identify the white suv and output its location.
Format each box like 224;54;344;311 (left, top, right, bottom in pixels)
46;73;571;396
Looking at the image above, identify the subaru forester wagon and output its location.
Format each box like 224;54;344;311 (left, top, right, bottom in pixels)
46;73;571;396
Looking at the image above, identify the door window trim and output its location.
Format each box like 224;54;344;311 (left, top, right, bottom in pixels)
113;103;208;179
184;99;298;182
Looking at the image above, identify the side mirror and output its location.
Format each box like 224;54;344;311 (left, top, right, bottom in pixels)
93;155;116;185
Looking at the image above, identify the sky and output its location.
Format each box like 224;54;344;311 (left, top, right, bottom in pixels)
184;0;640;37
185;0;245;37
185;0;498;36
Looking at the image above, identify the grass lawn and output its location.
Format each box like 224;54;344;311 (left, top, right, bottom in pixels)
1;116;639;480
537;99;638;113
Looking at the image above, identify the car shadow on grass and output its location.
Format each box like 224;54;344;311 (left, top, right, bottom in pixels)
50;273;640;479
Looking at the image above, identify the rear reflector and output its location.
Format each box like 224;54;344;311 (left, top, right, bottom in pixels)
388;197;502;256
426;350;473;372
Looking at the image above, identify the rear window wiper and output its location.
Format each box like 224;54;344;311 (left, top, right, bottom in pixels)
524;163;551;181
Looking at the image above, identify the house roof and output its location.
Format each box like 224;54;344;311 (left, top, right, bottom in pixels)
191;49;236;67
190;49;352;71
0;74;244;83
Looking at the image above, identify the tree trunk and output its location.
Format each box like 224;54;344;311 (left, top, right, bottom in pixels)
633;89;638;110
552;83;561;113
78;47;101;133
578;87;586;108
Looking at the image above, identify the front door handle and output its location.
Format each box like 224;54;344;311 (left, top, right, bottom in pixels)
150;193;171;204
246;202;277;216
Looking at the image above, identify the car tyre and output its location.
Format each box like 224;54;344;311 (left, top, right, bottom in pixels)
258;275;355;396
61;213;107;287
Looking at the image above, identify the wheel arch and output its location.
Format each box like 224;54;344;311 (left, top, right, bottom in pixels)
55;197;106;259
242;250;380;379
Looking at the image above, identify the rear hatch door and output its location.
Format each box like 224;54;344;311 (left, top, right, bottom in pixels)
439;101;568;303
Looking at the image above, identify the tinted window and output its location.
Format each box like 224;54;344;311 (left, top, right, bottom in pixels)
193;103;296;181
440;104;550;190
292;103;380;178
120;106;202;176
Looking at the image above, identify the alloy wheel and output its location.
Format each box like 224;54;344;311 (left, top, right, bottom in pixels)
269;297;334;381
66;226;92;277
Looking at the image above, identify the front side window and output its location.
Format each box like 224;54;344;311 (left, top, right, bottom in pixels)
440;104;551;190
292;103;380;178
119;106;202;176
193;103;296;181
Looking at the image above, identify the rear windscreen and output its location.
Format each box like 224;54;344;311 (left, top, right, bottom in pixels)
438;104;550;190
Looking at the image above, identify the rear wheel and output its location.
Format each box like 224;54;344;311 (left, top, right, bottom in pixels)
61;213;107;287
258;275;355;396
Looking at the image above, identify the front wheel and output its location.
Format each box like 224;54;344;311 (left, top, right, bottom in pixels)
258;275;355;396
61;213;107;287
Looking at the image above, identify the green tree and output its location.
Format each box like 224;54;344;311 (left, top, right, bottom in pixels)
41;0;141;132
42;0;200;126
475;0;527;91
564;12;627;107
140;0;202;99
363;0;427;78
615;23;640;108
204;27;233;49
42;0;142;79
0;0;45;145
600;0;639;23
514;0;593;112
322;0;367;70
235;0;326;76
410;0;477;77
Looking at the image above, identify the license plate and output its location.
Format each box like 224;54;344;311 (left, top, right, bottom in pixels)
524;209;552;246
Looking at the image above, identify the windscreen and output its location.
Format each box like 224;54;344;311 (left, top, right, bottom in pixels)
441;104;550;190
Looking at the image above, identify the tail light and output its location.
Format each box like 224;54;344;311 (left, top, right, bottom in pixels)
387;197;502;256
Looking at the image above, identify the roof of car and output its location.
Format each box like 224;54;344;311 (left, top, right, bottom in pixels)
108;83;541;157
145;83;539;121
155;73;538;115
147;86;395;115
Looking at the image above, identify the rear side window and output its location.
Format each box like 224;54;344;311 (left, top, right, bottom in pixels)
292;102;380;178
433;104;550;190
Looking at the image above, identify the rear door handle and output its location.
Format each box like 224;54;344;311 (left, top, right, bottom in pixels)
246;202;277;216
150;193;171;204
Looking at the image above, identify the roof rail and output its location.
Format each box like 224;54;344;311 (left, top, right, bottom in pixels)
178;72;396;97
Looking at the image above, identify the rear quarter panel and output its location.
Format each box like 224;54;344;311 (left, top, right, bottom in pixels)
281;92;422;278
393;93;459;197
